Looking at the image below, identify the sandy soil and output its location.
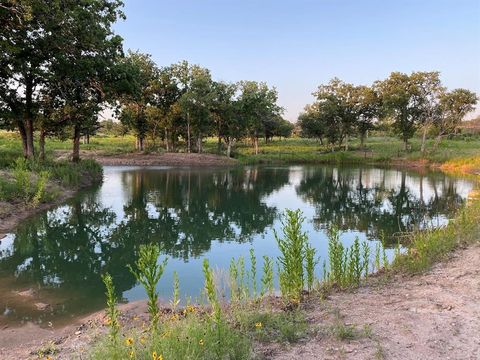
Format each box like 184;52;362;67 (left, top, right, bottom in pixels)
269;244;480;360
1;245;478;359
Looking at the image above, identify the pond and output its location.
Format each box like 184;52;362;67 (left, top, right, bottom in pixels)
0;165;475;328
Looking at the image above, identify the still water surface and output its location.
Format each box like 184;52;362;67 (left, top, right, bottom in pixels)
0;165;474;327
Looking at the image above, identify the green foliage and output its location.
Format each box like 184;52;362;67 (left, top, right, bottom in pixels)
128;244;168;330
305;245;318;292
249;248;257;298
275;209;315;303
101;273;120;344
171;271;180;312
237;310;308;344
327;230;379;288
393;200;480;273
261;256;274;296
31;170;50;207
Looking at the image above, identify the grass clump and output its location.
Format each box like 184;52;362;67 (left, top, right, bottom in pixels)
237;309;308;343
0;158;51;206
393;199;480;273
128;244;168;331
326;229;388;288
275;209;318;304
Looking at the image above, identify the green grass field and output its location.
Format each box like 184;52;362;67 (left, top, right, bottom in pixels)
1;130;479;168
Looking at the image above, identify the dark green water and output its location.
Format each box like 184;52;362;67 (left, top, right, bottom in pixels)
0;165;474;327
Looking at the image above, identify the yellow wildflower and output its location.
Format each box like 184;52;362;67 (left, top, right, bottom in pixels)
129;350;135;358
125;337;134;346
152;352;163;360
199;339;204;346
255;322;262;329
140;336;146;345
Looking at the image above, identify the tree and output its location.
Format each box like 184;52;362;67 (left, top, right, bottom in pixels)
314;78;357;150
433;89;477;148
178;66;213;153
375;72;426;151
0;0;124;161
298;104;326;143
238;81;281;155
49;0;124;162
149;66;182;152
0;0;59;158
118;51;158;152
210;81;242;157
409;72;445;154
273;117;294;139
353;85;380;148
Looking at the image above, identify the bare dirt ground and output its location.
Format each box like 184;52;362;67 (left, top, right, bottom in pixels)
0;192;74;235
54;150;238;167
270;244;480;360
1;245;479;359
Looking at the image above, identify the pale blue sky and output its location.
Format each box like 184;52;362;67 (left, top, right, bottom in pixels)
115;0;480;120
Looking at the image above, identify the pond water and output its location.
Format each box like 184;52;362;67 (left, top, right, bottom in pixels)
0;165;475;328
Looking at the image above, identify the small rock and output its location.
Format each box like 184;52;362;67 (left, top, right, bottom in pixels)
34;302;50;311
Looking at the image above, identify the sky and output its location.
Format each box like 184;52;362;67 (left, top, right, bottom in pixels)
114;0;480;121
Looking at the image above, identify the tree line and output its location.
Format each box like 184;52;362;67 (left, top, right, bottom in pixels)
298;72;477;151
0;0;290;161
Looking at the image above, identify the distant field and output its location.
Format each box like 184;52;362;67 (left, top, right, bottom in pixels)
1;130;479;168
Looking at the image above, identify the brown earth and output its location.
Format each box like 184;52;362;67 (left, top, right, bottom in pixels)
54;150;238;167
0;244;478;359
269;244;480;360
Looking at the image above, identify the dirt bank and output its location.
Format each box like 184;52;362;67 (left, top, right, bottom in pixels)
1;244;478;359
54;150;238;167
270;244;480;360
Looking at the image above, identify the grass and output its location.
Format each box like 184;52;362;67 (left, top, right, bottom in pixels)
2;130;479;169
392;198;480;273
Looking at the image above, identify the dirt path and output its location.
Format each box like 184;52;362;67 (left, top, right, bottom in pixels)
271;244;480;360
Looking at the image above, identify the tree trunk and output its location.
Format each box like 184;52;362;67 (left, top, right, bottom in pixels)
72;125;81;163
187;114;191;153
24;76;35;158
403;138;409;151
18;121;28;158
25;117;35;158
39;128;46;161
344;134;349;151
420;126;428;154
360;132;365;149
226;138;233;158
164;127;170;152
254;136;259;155
197;135;202;153
217;135;222;153
136;136;145;152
